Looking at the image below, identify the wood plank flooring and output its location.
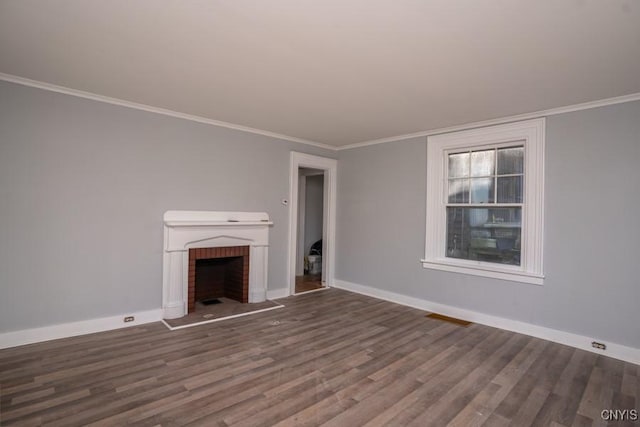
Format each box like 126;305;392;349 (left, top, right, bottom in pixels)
295;275;323;293
0;289;637;426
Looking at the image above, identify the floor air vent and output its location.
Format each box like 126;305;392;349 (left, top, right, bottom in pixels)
426;313;472;327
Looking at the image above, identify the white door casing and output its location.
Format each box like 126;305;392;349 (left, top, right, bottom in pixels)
288;152;337;295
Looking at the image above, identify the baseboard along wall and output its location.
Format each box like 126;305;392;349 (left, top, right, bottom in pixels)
0;309;163;350
332;279;640;365
1;288;292;349
3;281;639;366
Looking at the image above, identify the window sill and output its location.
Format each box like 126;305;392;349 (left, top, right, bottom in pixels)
420;258;544;285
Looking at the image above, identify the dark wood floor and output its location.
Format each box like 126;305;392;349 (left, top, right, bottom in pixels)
0;289;637;426
295;274;323;293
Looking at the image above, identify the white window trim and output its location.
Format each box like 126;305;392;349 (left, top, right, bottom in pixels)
422;118;545;285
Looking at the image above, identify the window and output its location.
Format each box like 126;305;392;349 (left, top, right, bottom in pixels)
423;119;545;285
447;145;523;266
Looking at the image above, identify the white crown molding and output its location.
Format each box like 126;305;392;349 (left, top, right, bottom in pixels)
338;92;640;151
333;279;640;365
0;72;337;151
3;72;639;152
0;309;163;350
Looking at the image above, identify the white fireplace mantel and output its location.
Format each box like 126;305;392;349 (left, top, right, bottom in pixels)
162;210;273;319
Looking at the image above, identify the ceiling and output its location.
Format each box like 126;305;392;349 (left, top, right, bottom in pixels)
1;1;639;148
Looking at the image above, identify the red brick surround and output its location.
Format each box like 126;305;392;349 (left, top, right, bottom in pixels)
188;246;250;313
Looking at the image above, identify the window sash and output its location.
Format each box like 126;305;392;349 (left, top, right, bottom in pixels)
445;144;525;206
445;206;523;266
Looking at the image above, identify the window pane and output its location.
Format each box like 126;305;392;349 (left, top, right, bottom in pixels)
446;207;521;265
497;146;524;175
470;149;495;177
470;177;494;203
497;176;523;203
448;152;469;178
448;179;469;203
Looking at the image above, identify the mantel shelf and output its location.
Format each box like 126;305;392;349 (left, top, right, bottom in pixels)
164;221;273;227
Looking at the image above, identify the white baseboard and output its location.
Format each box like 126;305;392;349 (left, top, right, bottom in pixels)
267;288;290;300
333;279;640;365
0;309;163;350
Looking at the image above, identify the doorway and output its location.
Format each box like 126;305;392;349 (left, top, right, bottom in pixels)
296;168;324;292
288;152;337;296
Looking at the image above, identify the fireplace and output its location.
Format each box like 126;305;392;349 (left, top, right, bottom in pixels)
188;246;249;312
162;211;272;319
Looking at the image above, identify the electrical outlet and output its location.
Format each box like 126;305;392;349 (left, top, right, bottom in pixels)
124;316;135;323
591;341;606;350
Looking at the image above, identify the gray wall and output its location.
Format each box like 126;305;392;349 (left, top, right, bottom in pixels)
337;101;640;349
2;77;638;351
0;80;335;333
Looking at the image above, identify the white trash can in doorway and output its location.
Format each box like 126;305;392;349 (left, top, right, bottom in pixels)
307;255;322;275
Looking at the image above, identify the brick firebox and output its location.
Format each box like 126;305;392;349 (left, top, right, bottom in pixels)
188;246;249;313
